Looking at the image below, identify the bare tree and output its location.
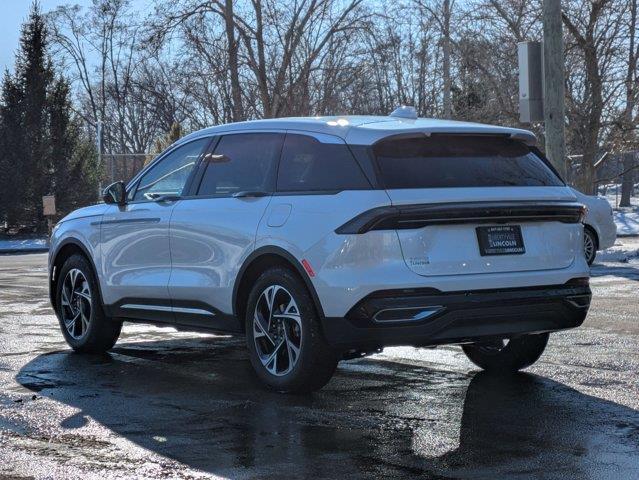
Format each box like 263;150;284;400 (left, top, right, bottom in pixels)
619;0;638;205
42;0;637;199
563;0;626;193
48;0;163;154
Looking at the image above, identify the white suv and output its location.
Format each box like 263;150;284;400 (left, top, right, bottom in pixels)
49;111;591;392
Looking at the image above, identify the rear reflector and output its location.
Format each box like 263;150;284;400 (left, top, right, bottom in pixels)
301;259;315;277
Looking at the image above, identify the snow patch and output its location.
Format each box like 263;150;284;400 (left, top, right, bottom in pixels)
614;210;639;236
0;237;49;252
595;238;639;263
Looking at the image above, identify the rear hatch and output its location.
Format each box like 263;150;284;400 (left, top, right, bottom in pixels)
371;134;582;276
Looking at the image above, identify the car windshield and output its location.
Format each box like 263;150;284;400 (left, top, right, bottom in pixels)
372;135;563;189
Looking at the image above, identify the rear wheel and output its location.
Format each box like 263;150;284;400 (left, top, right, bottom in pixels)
461;333;549;373
56;254;121;353
245;267;338;393
584;227;597;265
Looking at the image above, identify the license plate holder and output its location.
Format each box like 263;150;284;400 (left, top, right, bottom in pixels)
476;225;525;256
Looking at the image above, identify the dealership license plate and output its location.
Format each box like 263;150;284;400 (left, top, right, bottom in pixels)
476;225;525;256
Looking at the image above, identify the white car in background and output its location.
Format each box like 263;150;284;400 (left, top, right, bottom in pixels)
570;188;617;265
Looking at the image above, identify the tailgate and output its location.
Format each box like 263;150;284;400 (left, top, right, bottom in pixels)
386;187;583;276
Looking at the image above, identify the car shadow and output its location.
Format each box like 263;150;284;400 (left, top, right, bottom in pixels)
590;262;639;281
15;337;639;479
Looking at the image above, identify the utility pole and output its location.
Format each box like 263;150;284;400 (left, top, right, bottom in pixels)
542;0;567;179
96;120;103;197
442;0;452;118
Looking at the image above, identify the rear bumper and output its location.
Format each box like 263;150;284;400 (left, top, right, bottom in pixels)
321;283;591;351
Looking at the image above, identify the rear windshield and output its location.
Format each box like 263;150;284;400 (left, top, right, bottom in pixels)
373;135;563;189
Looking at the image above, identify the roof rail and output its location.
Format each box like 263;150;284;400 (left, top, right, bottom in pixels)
389;105;418;120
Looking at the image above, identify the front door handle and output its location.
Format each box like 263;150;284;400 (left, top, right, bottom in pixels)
152;194;181;203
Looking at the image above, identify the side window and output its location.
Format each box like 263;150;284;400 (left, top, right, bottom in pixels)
197;133;284;196
133;138;208;201
277;134;370;192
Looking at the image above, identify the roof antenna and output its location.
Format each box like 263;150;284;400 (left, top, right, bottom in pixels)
389;105;418;120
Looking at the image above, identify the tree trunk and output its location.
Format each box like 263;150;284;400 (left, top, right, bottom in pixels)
620;152;635;207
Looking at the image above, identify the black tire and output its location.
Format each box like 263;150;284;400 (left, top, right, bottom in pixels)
245;266;338;393
461;333;549;373
584;227;598;265
55;254;122;353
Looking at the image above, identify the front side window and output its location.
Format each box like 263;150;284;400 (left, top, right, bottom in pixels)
197;133;284;196
133;138;209;201
373;135;563;189
277;134;371;192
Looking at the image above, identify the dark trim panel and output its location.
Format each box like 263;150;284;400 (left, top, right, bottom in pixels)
322;282;591;350
105;297;241;333
336;201;586;234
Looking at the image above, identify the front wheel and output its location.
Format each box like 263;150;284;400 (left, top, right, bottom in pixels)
245;267;338;393
55;254;121;353
462;333;549;373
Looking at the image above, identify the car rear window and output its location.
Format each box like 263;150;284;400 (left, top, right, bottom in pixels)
277;134;371;192
373;135;563;189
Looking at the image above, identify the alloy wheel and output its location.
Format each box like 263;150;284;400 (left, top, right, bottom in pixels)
253;285;302;377
584;231;595;263
60;268;92;339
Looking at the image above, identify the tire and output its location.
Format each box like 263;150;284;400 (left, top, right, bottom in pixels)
583;227;597;265
245;266;338;393
55;254;122;353
461;333;549;373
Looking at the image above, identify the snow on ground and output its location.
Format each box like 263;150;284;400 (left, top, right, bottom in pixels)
0;237;49;253
596;238;639;262
614;209;639;236
595;186;639;236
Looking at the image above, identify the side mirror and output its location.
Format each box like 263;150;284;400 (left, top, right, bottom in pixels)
102;181;126;205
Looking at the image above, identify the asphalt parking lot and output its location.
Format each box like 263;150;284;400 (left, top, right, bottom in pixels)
1;243;638;479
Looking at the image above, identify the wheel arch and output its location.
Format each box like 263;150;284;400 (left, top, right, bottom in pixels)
232;246;325;332
50;239;102;311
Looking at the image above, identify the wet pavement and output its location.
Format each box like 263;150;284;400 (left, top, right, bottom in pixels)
0;245;638;479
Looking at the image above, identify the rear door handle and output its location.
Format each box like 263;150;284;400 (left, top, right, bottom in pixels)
232;191;270;198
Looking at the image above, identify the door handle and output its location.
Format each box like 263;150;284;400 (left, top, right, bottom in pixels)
152;194;181;203
232;191;270;198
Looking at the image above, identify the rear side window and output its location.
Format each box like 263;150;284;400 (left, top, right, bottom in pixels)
373;135;563;189
197;133;284;196
277;134;370;192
